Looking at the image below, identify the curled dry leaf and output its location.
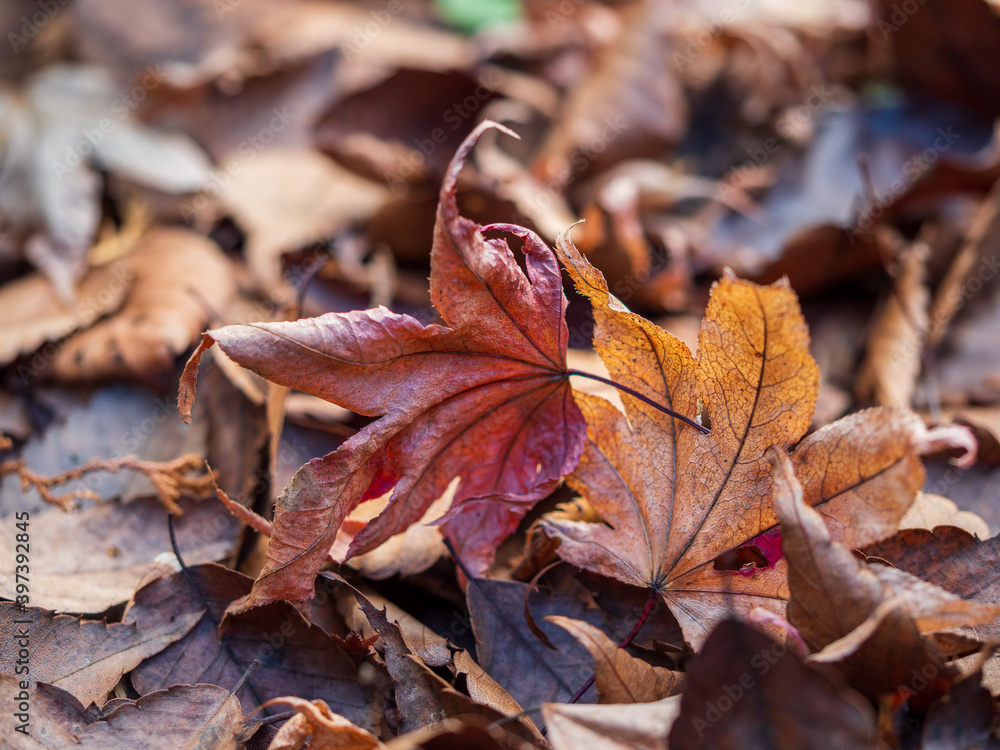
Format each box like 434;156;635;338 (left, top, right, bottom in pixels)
546;615;685;704
263;697;383;750
50;227;236;383
0;602;202;706
539;233;944;646
769;447;1000;650
179;121;586;610
769;447;998;699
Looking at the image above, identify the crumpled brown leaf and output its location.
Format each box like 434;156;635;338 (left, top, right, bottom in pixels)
0;602;202;706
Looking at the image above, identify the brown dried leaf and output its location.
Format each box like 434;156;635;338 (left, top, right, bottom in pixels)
51;227;236;383
218;148;387;295
0;496;238;613
0;602;201;706
0;676;242;750
263;697;383;750
123;564;376;727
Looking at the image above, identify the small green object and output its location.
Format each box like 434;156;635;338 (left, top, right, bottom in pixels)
435;0;522;33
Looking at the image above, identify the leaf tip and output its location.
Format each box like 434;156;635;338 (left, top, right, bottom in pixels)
177;333;216;424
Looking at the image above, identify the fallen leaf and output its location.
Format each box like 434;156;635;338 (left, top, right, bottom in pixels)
49;227;236;384
335;581;451;668
263;697;383;750
920;658;995;749
0;602;202;706
468;578;612;725
0;676;242;750
855;238;929;408
898;492;991;539
0;495;239;613
546;615;685;703
543;697;681;750
218;148;388;295
0;65;210;293
123;563;376;727
354;593;542;745
540;232;967;646
0;259;131;371
74;684;243;749
770;447;1000;650
179;121;587;609
329;480;452;581
669;619;878;749
452;649;539;732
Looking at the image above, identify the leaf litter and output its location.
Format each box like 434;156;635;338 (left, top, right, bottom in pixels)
4;1;1000;747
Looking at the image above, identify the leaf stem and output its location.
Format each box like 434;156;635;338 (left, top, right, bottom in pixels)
567;370;709;434
567;587;659;704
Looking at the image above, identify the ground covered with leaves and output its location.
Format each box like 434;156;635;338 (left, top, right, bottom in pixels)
3;0;1000;748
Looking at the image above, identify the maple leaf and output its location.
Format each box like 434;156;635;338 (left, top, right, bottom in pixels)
538;235;969;647
179;121;586;607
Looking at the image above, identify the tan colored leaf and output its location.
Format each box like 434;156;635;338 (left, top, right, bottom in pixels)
0;603;201;706
543;697;681;750
218;148;388;294
50;227;236;382
0;260;131;370
541;232;964;647
453;649;544;739
263;697;383;750
855;239;929;408
0;496;238;613
546;616;685;704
